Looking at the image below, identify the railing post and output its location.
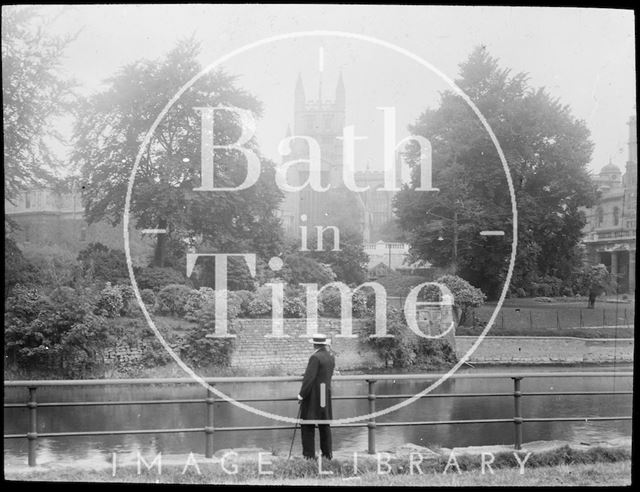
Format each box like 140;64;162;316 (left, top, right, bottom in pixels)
367;380;376;454
205;386;215;458
512;377;523;450
27;386;38;466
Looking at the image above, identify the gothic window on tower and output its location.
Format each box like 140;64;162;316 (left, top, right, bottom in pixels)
613;206;620;226
324;114;332;130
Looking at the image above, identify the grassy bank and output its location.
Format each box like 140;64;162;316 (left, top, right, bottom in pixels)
468;298;634;335
6;462;631;486
5;445;631;485
456;325;634;338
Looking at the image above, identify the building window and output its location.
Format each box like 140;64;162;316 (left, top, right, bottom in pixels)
25;192;31;209
613;207;620;226
596;207;604;226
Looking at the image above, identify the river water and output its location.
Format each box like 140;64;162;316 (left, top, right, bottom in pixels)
3;365;633;467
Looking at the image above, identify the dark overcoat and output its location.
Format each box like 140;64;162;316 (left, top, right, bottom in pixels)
299;347;335;421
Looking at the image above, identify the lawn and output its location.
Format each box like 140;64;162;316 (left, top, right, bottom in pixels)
5;445;630;486
458;297;634;338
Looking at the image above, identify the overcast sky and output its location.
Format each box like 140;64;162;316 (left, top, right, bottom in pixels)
7;5;636;175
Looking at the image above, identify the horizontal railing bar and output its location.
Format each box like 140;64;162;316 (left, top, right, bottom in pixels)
3;371;633;387
6;399;206;408
522;416;632;422
376;418;514;426
4;391;633;409
521;391;633;397
19;428;205;438
4;415;632;440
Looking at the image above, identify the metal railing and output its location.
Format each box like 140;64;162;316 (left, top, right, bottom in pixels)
4;371;633;466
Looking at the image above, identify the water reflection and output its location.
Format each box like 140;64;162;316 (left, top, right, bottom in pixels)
4;365;632;466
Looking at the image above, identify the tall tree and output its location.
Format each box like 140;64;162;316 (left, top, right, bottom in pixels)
395;46;597;298
308;188;369;285
2;6;75;204
72;39;284;269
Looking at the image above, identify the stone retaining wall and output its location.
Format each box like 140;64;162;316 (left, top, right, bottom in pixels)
104;343;144;364
455;336;634;364
229;318;383;373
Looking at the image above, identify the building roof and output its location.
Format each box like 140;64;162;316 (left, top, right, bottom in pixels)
600;162;622;175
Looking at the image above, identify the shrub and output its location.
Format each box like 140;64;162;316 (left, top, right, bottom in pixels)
573;264;615;297
4;285;47;325
363;308;457;369
364;308;417;368
184;287;216;321
102;318;175;376
233;290;255;316
283;296;306;318
137;267;186;292
140;288;156;308
178;304;236;368
95;282;124;318
22;243;81;290
420;275;486;325
58;314;111;377
194;291;243;328
48;286;78;304
155;284;193;316
117;284;137;316
5;238;41;296
5;286;110;377
281;254;336;286
318;287;370;318
560;286;574;297
247;285;273;317
77;242;130;285
179;324;234;368
413;338;457;368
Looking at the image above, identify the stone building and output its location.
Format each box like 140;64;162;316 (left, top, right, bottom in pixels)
581;115;637;293
5;185;152;264
279;74;399;243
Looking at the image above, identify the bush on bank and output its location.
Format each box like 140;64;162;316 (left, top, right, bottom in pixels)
363;308;457;369
5;270;469;378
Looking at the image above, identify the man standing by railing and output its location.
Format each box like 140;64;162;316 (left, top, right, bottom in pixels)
297;333;335;460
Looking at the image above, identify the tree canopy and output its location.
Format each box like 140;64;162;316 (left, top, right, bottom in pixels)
2;6;75;204
395;46;597;298
72;39;284;268
307;188;369;285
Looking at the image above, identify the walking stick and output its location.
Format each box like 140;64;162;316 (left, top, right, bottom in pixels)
288;402;302;460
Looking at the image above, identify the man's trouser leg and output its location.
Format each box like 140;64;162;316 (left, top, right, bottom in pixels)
319;424;332;459
301;424;315;458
